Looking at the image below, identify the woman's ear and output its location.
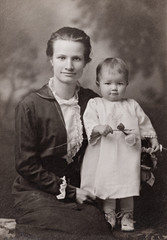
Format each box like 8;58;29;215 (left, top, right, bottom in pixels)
83;61;87;69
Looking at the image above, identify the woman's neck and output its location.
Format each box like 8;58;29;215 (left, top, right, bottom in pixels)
52;79;76;100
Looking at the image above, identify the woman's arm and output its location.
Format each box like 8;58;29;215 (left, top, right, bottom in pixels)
15;101;62;195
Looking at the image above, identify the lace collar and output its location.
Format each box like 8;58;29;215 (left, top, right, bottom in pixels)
48;78;80;106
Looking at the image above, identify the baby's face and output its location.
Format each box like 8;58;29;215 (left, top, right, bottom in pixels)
99;67;128;102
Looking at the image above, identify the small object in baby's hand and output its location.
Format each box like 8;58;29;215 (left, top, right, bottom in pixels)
117;123;125;131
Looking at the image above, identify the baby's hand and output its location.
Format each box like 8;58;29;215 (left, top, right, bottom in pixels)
150;137;160;153
76;188;96;204
93;125;113;136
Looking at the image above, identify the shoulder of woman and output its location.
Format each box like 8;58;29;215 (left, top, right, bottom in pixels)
16;92;35;107
79;86;99;98
16;85;49;110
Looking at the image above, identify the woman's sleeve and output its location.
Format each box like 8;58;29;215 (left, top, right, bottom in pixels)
15;101;62;195
83;98;100;144
134;100;157;139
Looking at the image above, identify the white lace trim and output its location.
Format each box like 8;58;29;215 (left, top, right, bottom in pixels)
56;176;67;199
65;104;83;162
48;78;83;163
141;133;157;139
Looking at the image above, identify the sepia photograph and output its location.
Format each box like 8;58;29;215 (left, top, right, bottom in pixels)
0;0;167;239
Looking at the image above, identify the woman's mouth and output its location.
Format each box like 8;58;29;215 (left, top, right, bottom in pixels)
62;72;75;75
62;72;76;76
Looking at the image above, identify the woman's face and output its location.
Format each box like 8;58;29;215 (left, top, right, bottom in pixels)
50;39;86;85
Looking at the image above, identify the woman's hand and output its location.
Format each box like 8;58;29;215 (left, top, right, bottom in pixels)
93;124;113;137
76;188;96;204
150;137;160;153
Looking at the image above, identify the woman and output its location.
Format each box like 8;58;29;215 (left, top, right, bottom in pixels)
12;27;111;238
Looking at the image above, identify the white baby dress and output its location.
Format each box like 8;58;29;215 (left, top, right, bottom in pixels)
81;97;157;199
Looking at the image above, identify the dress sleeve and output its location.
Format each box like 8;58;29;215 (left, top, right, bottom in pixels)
15;101;63;195
134;100;157;139
83;98;100;144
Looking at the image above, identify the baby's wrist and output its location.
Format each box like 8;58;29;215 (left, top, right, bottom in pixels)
93;125;103;134
150;137;158;142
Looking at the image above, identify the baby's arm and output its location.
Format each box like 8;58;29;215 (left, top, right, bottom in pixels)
133;100;160;152
83;99;113;144
150;137;160;152
92;125;113;138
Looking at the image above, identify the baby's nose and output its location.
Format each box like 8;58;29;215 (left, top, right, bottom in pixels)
111;84;117;90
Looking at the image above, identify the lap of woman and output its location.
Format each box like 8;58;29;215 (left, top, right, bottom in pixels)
14;190;111;238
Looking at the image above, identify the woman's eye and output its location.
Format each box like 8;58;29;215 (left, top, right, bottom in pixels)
58;56;65;60
73;57;81;61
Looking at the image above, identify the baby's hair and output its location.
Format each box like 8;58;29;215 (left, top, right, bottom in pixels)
46;26;92;64
96;57;129;86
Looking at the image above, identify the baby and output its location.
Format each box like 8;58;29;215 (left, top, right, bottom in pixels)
81;57;159;231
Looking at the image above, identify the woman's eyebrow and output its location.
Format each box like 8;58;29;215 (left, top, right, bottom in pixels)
72;54;83;57
55;53;66;56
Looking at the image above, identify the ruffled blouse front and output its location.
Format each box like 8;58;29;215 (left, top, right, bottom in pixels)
49;78;83;164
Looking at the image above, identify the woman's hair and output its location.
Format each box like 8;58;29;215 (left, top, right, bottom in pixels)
46;27;92;64
96;57;129;86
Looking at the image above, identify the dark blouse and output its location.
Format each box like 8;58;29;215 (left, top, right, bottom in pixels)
13;84;98;203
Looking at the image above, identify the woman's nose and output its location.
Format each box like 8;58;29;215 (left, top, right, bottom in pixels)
65;59;74;71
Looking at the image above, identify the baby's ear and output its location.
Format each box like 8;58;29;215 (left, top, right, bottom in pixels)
96;81;99;87
50;59;53;66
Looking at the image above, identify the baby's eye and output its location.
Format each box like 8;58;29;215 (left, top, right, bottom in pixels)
104;82;111;85
118;82;124;85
